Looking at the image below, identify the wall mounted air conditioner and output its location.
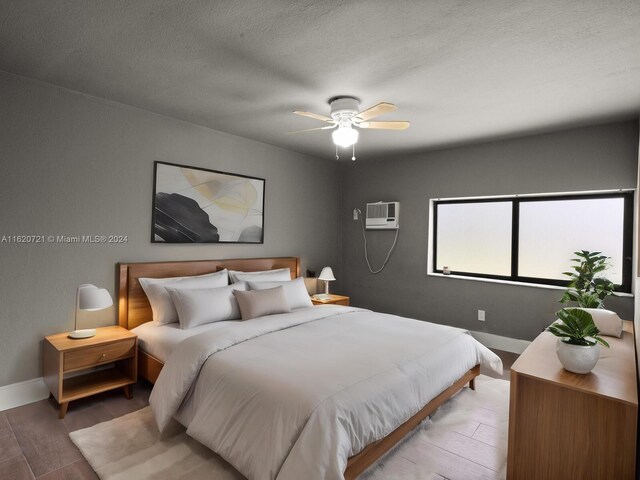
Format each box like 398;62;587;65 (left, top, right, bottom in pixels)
366;201;400;230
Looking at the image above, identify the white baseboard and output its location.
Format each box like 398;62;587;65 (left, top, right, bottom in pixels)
0;377;49;412
470;330;531;354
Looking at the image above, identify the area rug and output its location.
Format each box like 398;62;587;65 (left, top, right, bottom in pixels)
70;375;509;480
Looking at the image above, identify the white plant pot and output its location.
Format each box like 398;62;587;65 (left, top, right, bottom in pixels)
556;339;601;374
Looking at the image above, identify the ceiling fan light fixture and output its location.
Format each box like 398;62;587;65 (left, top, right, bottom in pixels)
332;125;359;148
291;98;408;157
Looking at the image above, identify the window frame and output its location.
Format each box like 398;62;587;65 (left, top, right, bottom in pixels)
431;191;634;293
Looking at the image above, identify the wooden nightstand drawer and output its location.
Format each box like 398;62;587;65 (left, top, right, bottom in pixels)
64;338;135;372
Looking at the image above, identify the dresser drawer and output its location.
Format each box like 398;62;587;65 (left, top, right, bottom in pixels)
64;339;136;371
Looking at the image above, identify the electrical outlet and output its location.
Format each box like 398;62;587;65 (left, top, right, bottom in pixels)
353;208;359;220
477;310;485;321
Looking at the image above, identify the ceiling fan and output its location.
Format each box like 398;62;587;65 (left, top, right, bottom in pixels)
289;96;410;160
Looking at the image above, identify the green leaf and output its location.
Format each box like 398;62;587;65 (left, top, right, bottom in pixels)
554;323;578;337
549;308;607;347
547;327;568;338
559;250;615;312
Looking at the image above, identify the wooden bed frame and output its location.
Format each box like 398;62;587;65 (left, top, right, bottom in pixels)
117;256;480;480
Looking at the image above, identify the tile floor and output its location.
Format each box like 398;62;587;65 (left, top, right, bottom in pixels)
0;349;518;479
0;383;152;479
397;391;507;479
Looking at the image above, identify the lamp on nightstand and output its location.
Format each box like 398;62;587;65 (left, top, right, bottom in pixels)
315;267;336;300
70;284;113;339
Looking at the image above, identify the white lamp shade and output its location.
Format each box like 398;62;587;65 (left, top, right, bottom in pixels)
332;126;359;147
77;284;113;311
318;267;336;282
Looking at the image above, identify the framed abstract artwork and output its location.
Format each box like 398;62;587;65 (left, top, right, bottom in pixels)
151;161;265;243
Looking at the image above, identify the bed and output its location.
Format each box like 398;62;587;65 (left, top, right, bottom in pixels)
117;256;501;480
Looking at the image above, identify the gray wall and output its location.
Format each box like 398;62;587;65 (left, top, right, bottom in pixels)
340;121;638;341
635;133;640;381
0;71;341;387
0;68;636;387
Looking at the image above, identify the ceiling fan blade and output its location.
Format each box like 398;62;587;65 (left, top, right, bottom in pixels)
358;121;410;130
355;102;396;121
293;110;334;123
286;125;337;134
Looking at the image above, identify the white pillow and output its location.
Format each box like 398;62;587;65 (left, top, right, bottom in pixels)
578;308;623;338
233;287;291;320
167;283;247;330
247;277;313;310
139;269;229;325
229;268;292;283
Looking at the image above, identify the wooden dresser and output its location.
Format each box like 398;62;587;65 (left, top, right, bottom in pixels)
507;321;637;479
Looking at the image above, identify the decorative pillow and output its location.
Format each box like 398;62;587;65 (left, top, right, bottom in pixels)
139;269;229;325
233;286;291;320
229;268;291;283
247;277;313;310
167;283;247;330
578;308;623;338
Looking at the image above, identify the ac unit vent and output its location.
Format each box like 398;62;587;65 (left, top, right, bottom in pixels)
365;202;399;230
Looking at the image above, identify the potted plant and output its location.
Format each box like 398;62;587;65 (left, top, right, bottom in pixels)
559;250;616;308
547;308;609;374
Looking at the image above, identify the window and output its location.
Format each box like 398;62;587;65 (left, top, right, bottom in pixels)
435;201;512;276
432;192;633;292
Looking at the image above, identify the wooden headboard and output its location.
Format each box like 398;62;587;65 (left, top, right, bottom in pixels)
118;257;300;330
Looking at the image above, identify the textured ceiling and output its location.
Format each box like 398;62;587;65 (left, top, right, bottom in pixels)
1;1;639;160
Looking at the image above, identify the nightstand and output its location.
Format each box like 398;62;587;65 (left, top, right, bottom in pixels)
43;326;138;418
311;294;350;306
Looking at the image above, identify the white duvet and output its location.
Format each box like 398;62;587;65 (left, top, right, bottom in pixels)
150;306;502;480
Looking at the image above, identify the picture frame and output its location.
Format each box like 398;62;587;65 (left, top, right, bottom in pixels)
151;161;265;244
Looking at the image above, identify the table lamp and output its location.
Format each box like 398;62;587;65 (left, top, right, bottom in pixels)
70;284;113;339
315;267;336;300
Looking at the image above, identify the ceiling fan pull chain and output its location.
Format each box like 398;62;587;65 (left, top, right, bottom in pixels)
352;144;356;161
335;144;339;160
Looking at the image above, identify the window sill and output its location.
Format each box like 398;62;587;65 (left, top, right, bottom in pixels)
427;272;634;297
